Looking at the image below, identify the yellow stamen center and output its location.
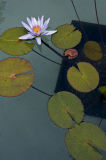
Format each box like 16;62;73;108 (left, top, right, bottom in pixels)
33;26;40;33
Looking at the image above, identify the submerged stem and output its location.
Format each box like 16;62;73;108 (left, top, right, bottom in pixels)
70;0;88;41
98;118;103;127
94;0;105;52
31;85;53;97
41;39;64;58
32;49;61;65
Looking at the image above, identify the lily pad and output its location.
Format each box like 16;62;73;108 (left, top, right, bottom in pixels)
65;122;106;160
51;24;82;49
99;86;106;102
83;41;103;61
48;91;84;129
0;57;34;97
67;62;99;92
0;27;34;56
64;48;78;60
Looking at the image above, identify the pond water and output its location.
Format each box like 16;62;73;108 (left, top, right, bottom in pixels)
0;0;106;160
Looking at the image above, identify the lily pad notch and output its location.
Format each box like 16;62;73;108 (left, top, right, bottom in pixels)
51;24;82;49
65;122;106;160
0;57;34;97
48;91;84;129
0;27;34;56
67;62;99;92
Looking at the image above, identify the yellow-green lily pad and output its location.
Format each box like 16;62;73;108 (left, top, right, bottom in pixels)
51;24;82;49
99;86;106;102
67;62;99;92
0;57;34;97
0;27;34;56
48;91;84;129
65;122;106;160
83;41;103;61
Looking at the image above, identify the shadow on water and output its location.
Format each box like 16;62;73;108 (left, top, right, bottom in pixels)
55;20;106;119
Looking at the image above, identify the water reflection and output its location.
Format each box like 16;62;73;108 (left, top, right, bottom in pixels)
0;0;6;25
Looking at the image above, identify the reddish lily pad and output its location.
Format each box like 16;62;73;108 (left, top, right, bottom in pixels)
0;27;34;56
0;57;34;97
64;48;78;60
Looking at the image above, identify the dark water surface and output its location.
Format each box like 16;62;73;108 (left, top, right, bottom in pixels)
56;20;106;118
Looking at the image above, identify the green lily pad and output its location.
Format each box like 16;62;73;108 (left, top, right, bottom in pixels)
83;41;103;61
67;62;99;92
0;27;34;56
0;57;34;97
65;122;106;160
99;86;106;102
48;91;84;129
51;24;82;49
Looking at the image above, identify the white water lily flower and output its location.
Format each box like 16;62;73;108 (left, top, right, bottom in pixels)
19;16;57;45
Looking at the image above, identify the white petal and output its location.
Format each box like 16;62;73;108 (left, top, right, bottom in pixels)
31;17;37;26
42;18;50;31
42;30;57;35
21;21;32;33
40;16;44;28
37;17;40;26
27;17;33;28
36;37;41;45
19;33;35;40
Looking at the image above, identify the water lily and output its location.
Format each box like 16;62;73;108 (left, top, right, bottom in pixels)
19;16;57;45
